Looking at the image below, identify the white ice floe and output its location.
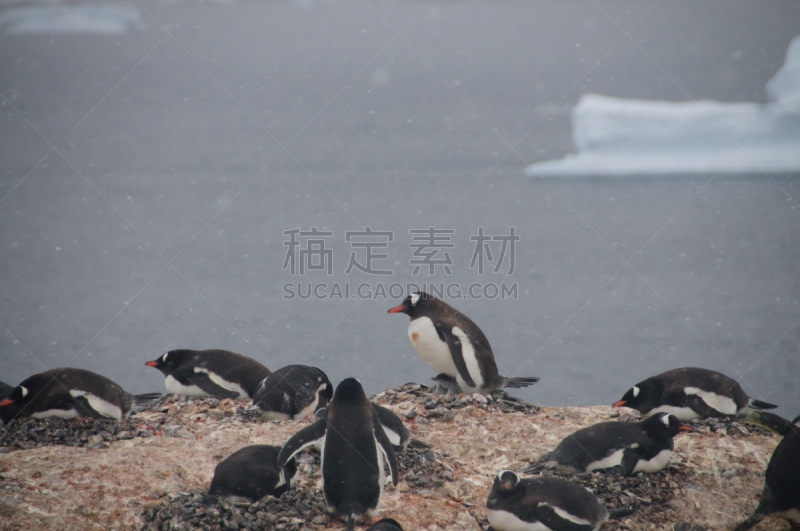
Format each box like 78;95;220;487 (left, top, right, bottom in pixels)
0;4;146;35
526;36;800;177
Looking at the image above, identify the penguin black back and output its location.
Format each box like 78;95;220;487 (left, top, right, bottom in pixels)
487;470;609;530
524;413;690;475
0;368;134;424
249;364;332;420
145;349;270;399
733;414;800;530
277;378;398;529
614;367;777;420
209;445;297;502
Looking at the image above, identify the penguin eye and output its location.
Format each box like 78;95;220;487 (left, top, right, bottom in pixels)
631;386;640;398
19;386;28;398
410;293;420;306
661;414;671;427
161;352;169;362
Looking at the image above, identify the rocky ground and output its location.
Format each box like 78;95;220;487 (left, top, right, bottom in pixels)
0;384;791;530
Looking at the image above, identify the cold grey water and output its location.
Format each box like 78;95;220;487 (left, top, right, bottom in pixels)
1;0;799;418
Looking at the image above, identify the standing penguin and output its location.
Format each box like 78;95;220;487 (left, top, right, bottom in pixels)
277;378;399;530
245;365;332;421
145;349;270;399
487;470;610;531
733;414;800;530
388;292;539;395
0;368;160;424
614;367;777;420
522;412;691;476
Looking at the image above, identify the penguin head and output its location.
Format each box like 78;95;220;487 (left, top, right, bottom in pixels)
387;291;432;317
332;378;367;404
145;350;185;374
0;385;28;423
494;470;521;492
613;379;660;414
646;412;692;437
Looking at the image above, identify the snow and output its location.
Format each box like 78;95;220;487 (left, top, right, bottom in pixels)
0;4;146;35
526;36;800;177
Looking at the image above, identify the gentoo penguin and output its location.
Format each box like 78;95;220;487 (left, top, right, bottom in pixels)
613;367;777;421
522;412;691;476
733;414;800;530
431;373;461;396
277;378;399;531
209;445;298;503
487;470;610;531
145;349;270;399
0;368;160;424
366;518;404;531
245;365;332;421
388;292;539;395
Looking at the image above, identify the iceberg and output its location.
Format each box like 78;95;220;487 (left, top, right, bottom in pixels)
526;36;800;177
0;4;146;35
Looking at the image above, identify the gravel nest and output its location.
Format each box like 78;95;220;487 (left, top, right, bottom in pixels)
140;437;453;530
0;416;168;451
377;383;539;421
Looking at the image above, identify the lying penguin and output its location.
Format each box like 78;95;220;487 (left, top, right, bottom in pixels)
523;412;691;476
244;364;332;421
487;470;610;531
277;378;398;531
733;414;800;530
614;367;777;420
0;368;160;425
145;348;270;400
209;445;298;503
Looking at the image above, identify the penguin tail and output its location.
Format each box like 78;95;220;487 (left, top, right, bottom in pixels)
520;461;545;474
731;510;765;531
131;392;163;412
736;410;794;435
408;438;432;450
346;514;356;531
748;398;778;411
502;376;540;389
608;508;635;519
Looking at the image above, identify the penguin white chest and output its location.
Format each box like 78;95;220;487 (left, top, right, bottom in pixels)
408;317;457;375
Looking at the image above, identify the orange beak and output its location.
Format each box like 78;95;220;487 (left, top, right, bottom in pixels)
145;361;159;367
613;400;626;408
388;305;404;314
680;426;692;432
0;399;14;407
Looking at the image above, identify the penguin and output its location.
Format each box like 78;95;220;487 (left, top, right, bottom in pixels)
367;518;404;531
431;373;461;396
613;367;777;421
145;348;270;399
487;470;610;531
209;444;298;503
277;378;399;531
244;365;332;421
0;368;160;424
388;292;539;395
733;414;800;530
522;412;691;476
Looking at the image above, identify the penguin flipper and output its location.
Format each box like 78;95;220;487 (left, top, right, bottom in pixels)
682;394;730;419
177;369;240;399
277;417;327;468
373;417;399;486
434;321;476;389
